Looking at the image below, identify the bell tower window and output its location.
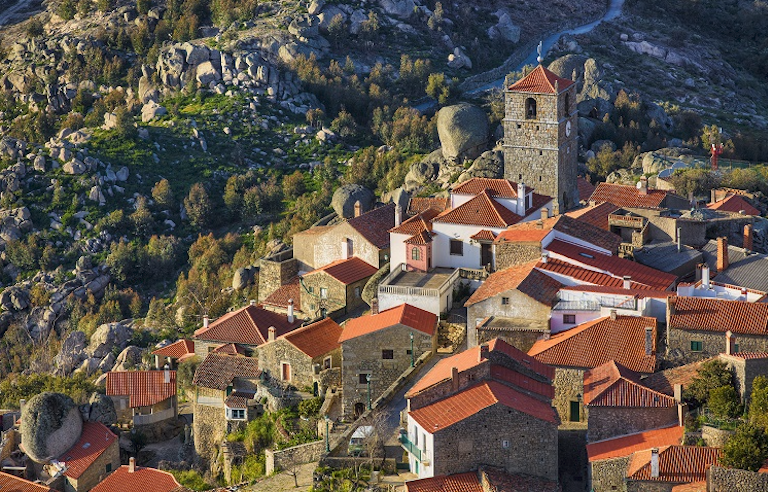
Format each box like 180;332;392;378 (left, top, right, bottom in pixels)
525;98;537;119
564;93;570;115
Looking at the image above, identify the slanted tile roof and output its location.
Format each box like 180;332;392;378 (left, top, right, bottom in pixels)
590;182;686;209
60;422;117;480
700;240;768;293
587;425;684;462
452;178;519;197
213;343;246;355
406;470;560;492
152;340;195;361
565;201;620;230
494;215;622;253
0;472;54;492
224;390;256;409
577;177;596;202
494;227;551;244
192;353;260;391
390;208;440;235
669;296;768;335
262;277;301;311
193;305;301;346
490;364;555;400
641;359;711;396
339;304;437;343
508;64;575;94
464;261;562;308
433;190;522;228
671;482;707;492
528;315;657;373
404;230;434;245
410;380;557;431
730;352;768;360
405;472;483;492
584;360;676;408
304;257;378;285
707;194;760;216
627;445;721;483
106;371;176;408
560;284;670;298
91;466;185;492
407;197;450;215
537;257;657;290
407;338;554;397
469;229;496;241
347;203;395;249
280;317;342;358
546;239;677;290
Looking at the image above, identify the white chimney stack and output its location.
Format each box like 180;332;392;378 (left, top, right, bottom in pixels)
651;448;660;478
610;309;617;321
341;239;349;260
268;326;276;342
726;330;733;355
677;227;682;252
203;315;209;328
129;457;136;473
702;264;711;289
541;208;549;220
541;252;549;264
164;364;171;384
250;299;256;306
623;276;631;290
518;182;527;212
288;299;295;323
395;205;402;227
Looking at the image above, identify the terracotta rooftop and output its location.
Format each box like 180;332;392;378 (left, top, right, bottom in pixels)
627;445;721;483
192;353;261;391
404;230;434;245
390;208;440;236
213;343;246;355
560;284;670;298
452;177;520;198
106;370;176;408
494;226;551;244
346;203;395;249
279;317;342;358
528;315;658;373
590;182;670;209
407;197;450;215
508;64;575;94
60;422;117;480
669;296;768;335
262;277;301;311
0;472;54;492
465;261;562;308
152;340;195;361
587;425;684;462
405;472;483;492
405;469;560;492
565;201;620;231
546;239;677;290
339;304;437;342
303;257;378;285
224;390;256;409
469;229;497;241
193;305;301;346
584;360;676;408
407;338;554;397
91;465;185;492
577;177;596;202
641;359;710;396
730;352;768;360
537;257;655;290
498;215;622;253
433;190;522;228
410;380;557;432
707;194;760;216
671;482;707;492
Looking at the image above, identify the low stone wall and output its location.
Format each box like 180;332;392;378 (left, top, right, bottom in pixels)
702;425;734;447
319;456;396;474
709;465;768;491
265;440;325;475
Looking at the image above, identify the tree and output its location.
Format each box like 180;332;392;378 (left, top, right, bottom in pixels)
282;171;306;200
58;0;77;20
721;424;768;472
709;385;742;419
184;182;212;229
151;178;175;209
684;359;733;407
426;73;450;104
750;376;768;429
114;107;137;139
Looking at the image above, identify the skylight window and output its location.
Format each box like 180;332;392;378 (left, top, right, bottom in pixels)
579;252;594;259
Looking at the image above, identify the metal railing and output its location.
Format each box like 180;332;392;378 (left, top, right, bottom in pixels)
399;433;422;461
553;300;600;311
379;264;461;298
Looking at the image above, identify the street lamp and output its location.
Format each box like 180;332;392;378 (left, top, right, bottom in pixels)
410;332;415;367
324;416;331;452
366;373;372;410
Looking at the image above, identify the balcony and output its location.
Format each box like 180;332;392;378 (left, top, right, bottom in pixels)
399;432;424;462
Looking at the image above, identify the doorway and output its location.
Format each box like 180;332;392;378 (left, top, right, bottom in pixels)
480;243;492;268
569;400;580;422
354;403;365;419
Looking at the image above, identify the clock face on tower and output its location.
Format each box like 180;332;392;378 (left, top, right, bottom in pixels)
565;121;572;137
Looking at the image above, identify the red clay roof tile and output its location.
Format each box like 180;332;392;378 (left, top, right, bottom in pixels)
347;203;395;249
262;277;301;311
213;343;246;355
464;261;562;307
407;197;450;215
537;257;655;290
404;230;434;245
496;215;621;253
671;482;707;492
452;178;520;198
641;359;711;396
91;466;184;492
0;472;54;492
152;340;195;360
560;284;670;298
469;229;497;241
508;65;575;94
60;422;117;480
224;390;256;409
340;304;437;342
577;177;596;202
192;353;261;390
280;317;342;358
194;305;301;346
670;296;768;335
303;257;378;285
566;202;620;231
106;371;176;408
434;191;522;228
627;445;721;483
590;182;684;209
584;360;676;408
587;425;684;462
390;209;440;236
707;194;760;216
405;472;483;492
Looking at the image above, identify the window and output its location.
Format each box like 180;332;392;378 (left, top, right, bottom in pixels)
525;97;537;119
526;194;531;209
563;314;576;324
323;357;332;369
450;240;463;256
320;288;328;299
734;343;740;354
359;373;370;384
308;286;314;293
106;463;112;473
501;297;510;305
569;401;580;422
411;247;420;260
691;341;703;352
208;346;216;353
382;349;394;359
564;93;570;113
354;287;361;298
226;408;246;420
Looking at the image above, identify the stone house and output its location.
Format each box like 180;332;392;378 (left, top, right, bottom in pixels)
624;445;721;491
299;257;378;319
151;339;195;369
584;360;679;442
193;303;302;358
590;181;689;211
528;313;658;426
403;339;558;480
91;458;188;492
464;261;562;350
0;471;54;492
261;277;303;318
293;203;395;272
192;353;261;459
405;467;560;492
56;421;120;492
339;303;437;420
105;369;177;427
587;425;684;492
718;352;768;404
257;317;343;395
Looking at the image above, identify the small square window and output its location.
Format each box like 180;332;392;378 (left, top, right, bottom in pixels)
106;463;112;473
320;288;328;299
563;314;576;324
309;286;314;293
450;240;463;256
406;349;413;355
359;373;370;384
354;287;361;298
517;124;521;129
382;349;394;359
691;341;703;352
324;357;332;369
501;297;510;305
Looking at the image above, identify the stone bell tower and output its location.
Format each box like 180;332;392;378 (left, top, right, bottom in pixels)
503;63;579;213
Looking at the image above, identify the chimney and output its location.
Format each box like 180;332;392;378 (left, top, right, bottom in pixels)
610;309;617;321
726;330;733;355
645;327;653;356
744;224;754;252
203;315;209;329
249;299;256;306
541;207;549;220
341;239;349;260
518;182;527;212
268;326;276;342
638;177;648;196
479;343;490;361
371;298;379;315
742;288;748;300
395;205;402;227
695;263;703;282
451;367;459;392
164;364;171;384
678;401;686;428
623;276;631;290
650;448;660;478
677;227;682;252
288;299;295;323
129;457;136;473
717;237;729;272
354;200;362;217
19;399;26;417
711;189;717;204
541;252;549;264
702;264;711;289
673;384;683;403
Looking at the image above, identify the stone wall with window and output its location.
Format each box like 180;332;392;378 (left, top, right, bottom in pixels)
300;272;370;319
466;289;551;347
587;406;679;442
293;221;388;272
667;328;768;361
552;367;588;428
258;338;341;391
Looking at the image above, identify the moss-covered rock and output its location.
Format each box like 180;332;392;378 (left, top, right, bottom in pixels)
21;392;83;463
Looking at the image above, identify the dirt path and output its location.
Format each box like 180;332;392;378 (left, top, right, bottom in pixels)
246;462;317;492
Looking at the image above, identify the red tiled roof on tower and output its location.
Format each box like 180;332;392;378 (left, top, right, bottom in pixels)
152;340;194;360
587;425;684;462
390;208;440;236
339;304;437;342
590;182;683;209
91;465;185;492
464;261;562;307
627;445;721;482
528;315;658;373
303;257;378;285
60;422;117;480
280;317;342;358
194;304;301;345
0;472;54;492
669;296;768;335
707;194;760;216
584;360;676;408
434;190;522;228
508;64;575;94
347;203;395;249
407;197;450;215
106;371;176;408
262;277;301;311
452;178;520;197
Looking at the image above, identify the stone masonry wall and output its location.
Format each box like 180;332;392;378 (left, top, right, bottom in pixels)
590;456;630;492
258;252;298;303
668;329;768;360
494;242;542;271
721;355;768;402
710;465;768;492
467;291;551;330
474;328;544;353
68;439;120;492
432;403;558;481
258;339;315;390
625;480;675;492
587;406;678;442
293;222;387;272
194;395;227;460
299;271;368;319
553;368;587;427
265;440;325;475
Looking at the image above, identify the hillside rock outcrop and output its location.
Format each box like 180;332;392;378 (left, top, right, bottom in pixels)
21;392;83;463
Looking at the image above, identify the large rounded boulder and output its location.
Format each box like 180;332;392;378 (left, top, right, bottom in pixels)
437;104;489;162
21;392;83;463
332;184;375;219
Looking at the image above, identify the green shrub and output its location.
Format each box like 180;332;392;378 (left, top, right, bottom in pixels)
169;470;212;491
684;359;733;407
721;424;768;472
708;385;743;419
298;397;322;418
